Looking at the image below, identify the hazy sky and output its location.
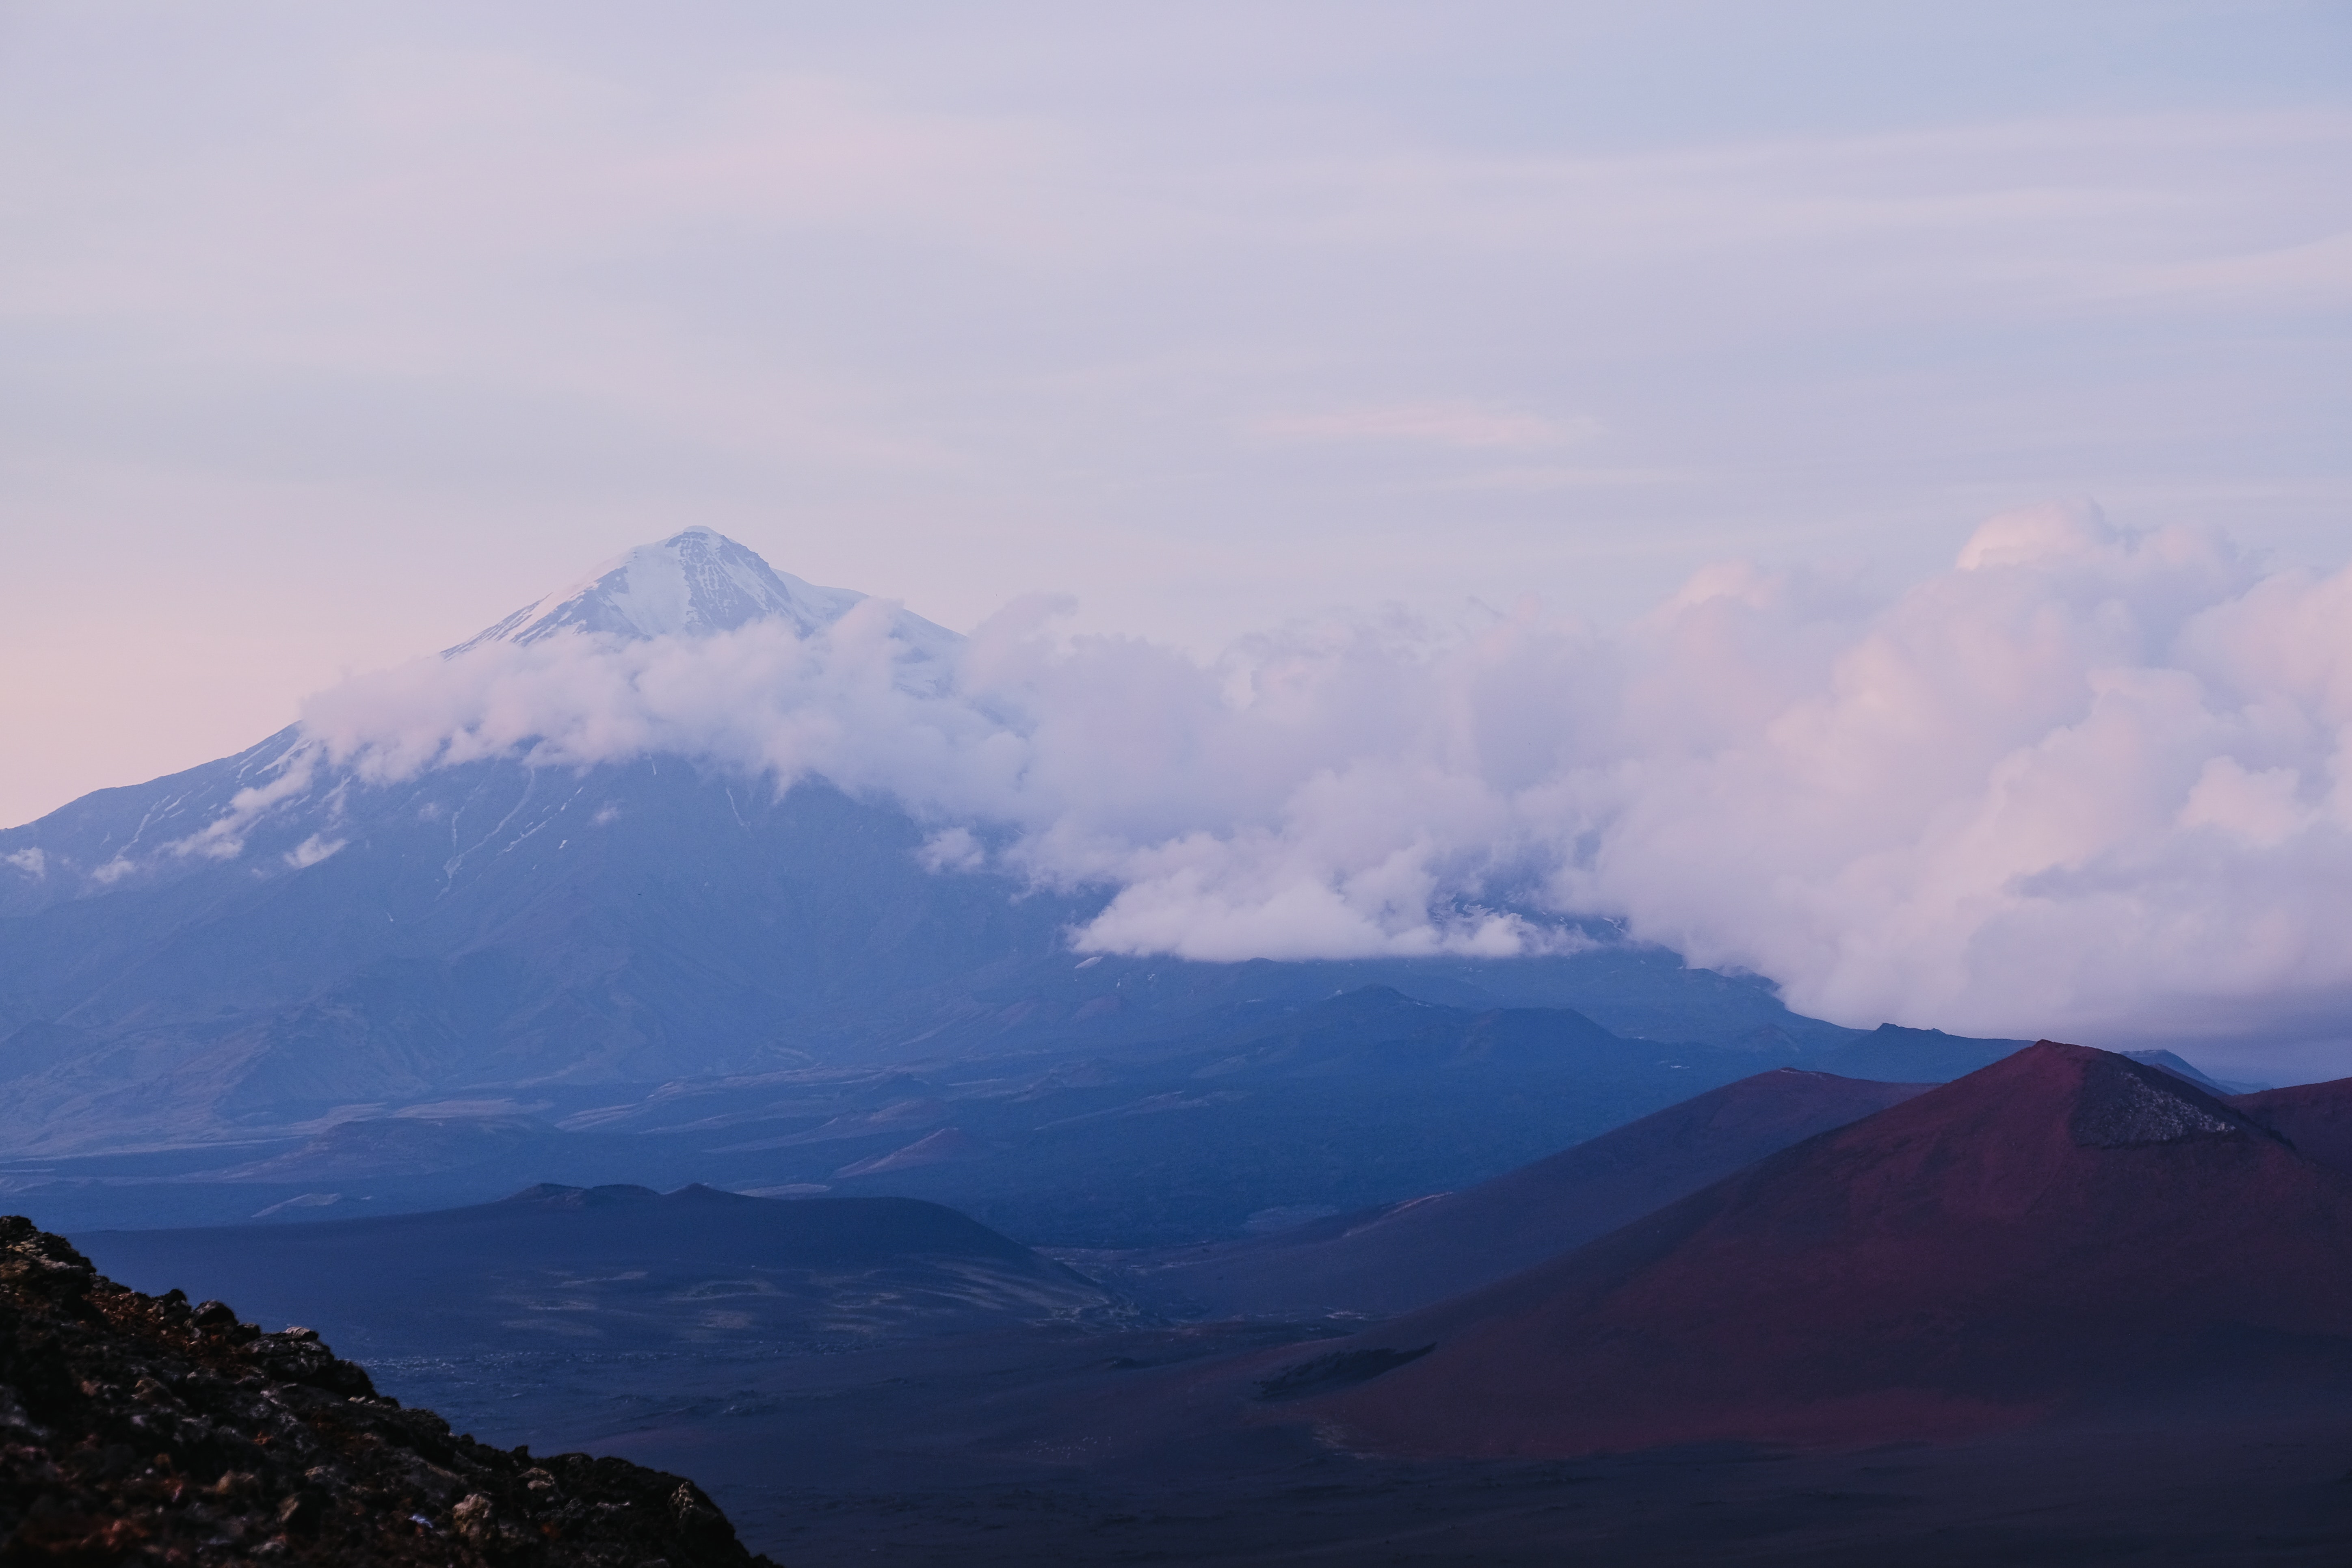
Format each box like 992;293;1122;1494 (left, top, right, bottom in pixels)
4;1;2349;828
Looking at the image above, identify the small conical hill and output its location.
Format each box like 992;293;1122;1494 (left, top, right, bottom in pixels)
1297;1043;2352;1455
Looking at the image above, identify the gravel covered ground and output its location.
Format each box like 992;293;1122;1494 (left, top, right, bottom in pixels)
0;1215;777;1566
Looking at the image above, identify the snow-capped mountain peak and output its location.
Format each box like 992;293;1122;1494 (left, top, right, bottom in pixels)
447;527;956;656
0;527;969;917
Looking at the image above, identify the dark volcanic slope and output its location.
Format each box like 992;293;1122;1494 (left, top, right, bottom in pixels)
2233;1076;2352;1174
78;1184;1117;1357
0;1215;773;1566
1287;1043;2352;1456
1109;1068;1930;1319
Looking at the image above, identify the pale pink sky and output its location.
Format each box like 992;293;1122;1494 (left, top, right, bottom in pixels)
4;2;2348;828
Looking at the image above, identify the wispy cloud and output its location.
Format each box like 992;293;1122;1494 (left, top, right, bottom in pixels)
1253;403;1601;451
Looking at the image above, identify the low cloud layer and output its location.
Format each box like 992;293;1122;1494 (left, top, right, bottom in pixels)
298;504;2352;1050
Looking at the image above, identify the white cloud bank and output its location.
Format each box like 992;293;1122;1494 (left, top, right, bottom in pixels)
299;504;2352;1047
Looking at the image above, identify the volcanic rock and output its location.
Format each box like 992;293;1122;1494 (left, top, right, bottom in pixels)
0;1215;776;1565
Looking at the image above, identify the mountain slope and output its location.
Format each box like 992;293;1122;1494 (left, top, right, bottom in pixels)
0;763;1085;1153
1810;1023;2027;1082
6;990;1833;1246
1285;1043;2352;1455
2232;1076;2352;1174
1108;1067;1930;1318
77;1184;1117;1356
0;1215;775;1565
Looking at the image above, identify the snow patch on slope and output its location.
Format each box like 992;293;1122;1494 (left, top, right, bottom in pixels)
447;526;959;672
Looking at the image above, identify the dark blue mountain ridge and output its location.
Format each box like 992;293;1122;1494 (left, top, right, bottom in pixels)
1;528;1869;1162
76;1182;1121;1356
2;985;1851;1245
0;753;1095;1152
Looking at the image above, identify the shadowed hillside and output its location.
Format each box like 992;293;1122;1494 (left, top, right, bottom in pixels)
1281;1044;2352;1455
77;1184;1122;1357
1093;1066;1930;1318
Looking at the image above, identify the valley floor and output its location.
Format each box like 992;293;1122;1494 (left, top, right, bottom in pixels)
365;1324;2352;1567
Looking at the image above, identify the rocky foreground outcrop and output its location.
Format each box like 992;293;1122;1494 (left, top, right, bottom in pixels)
0;1215;778;1566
